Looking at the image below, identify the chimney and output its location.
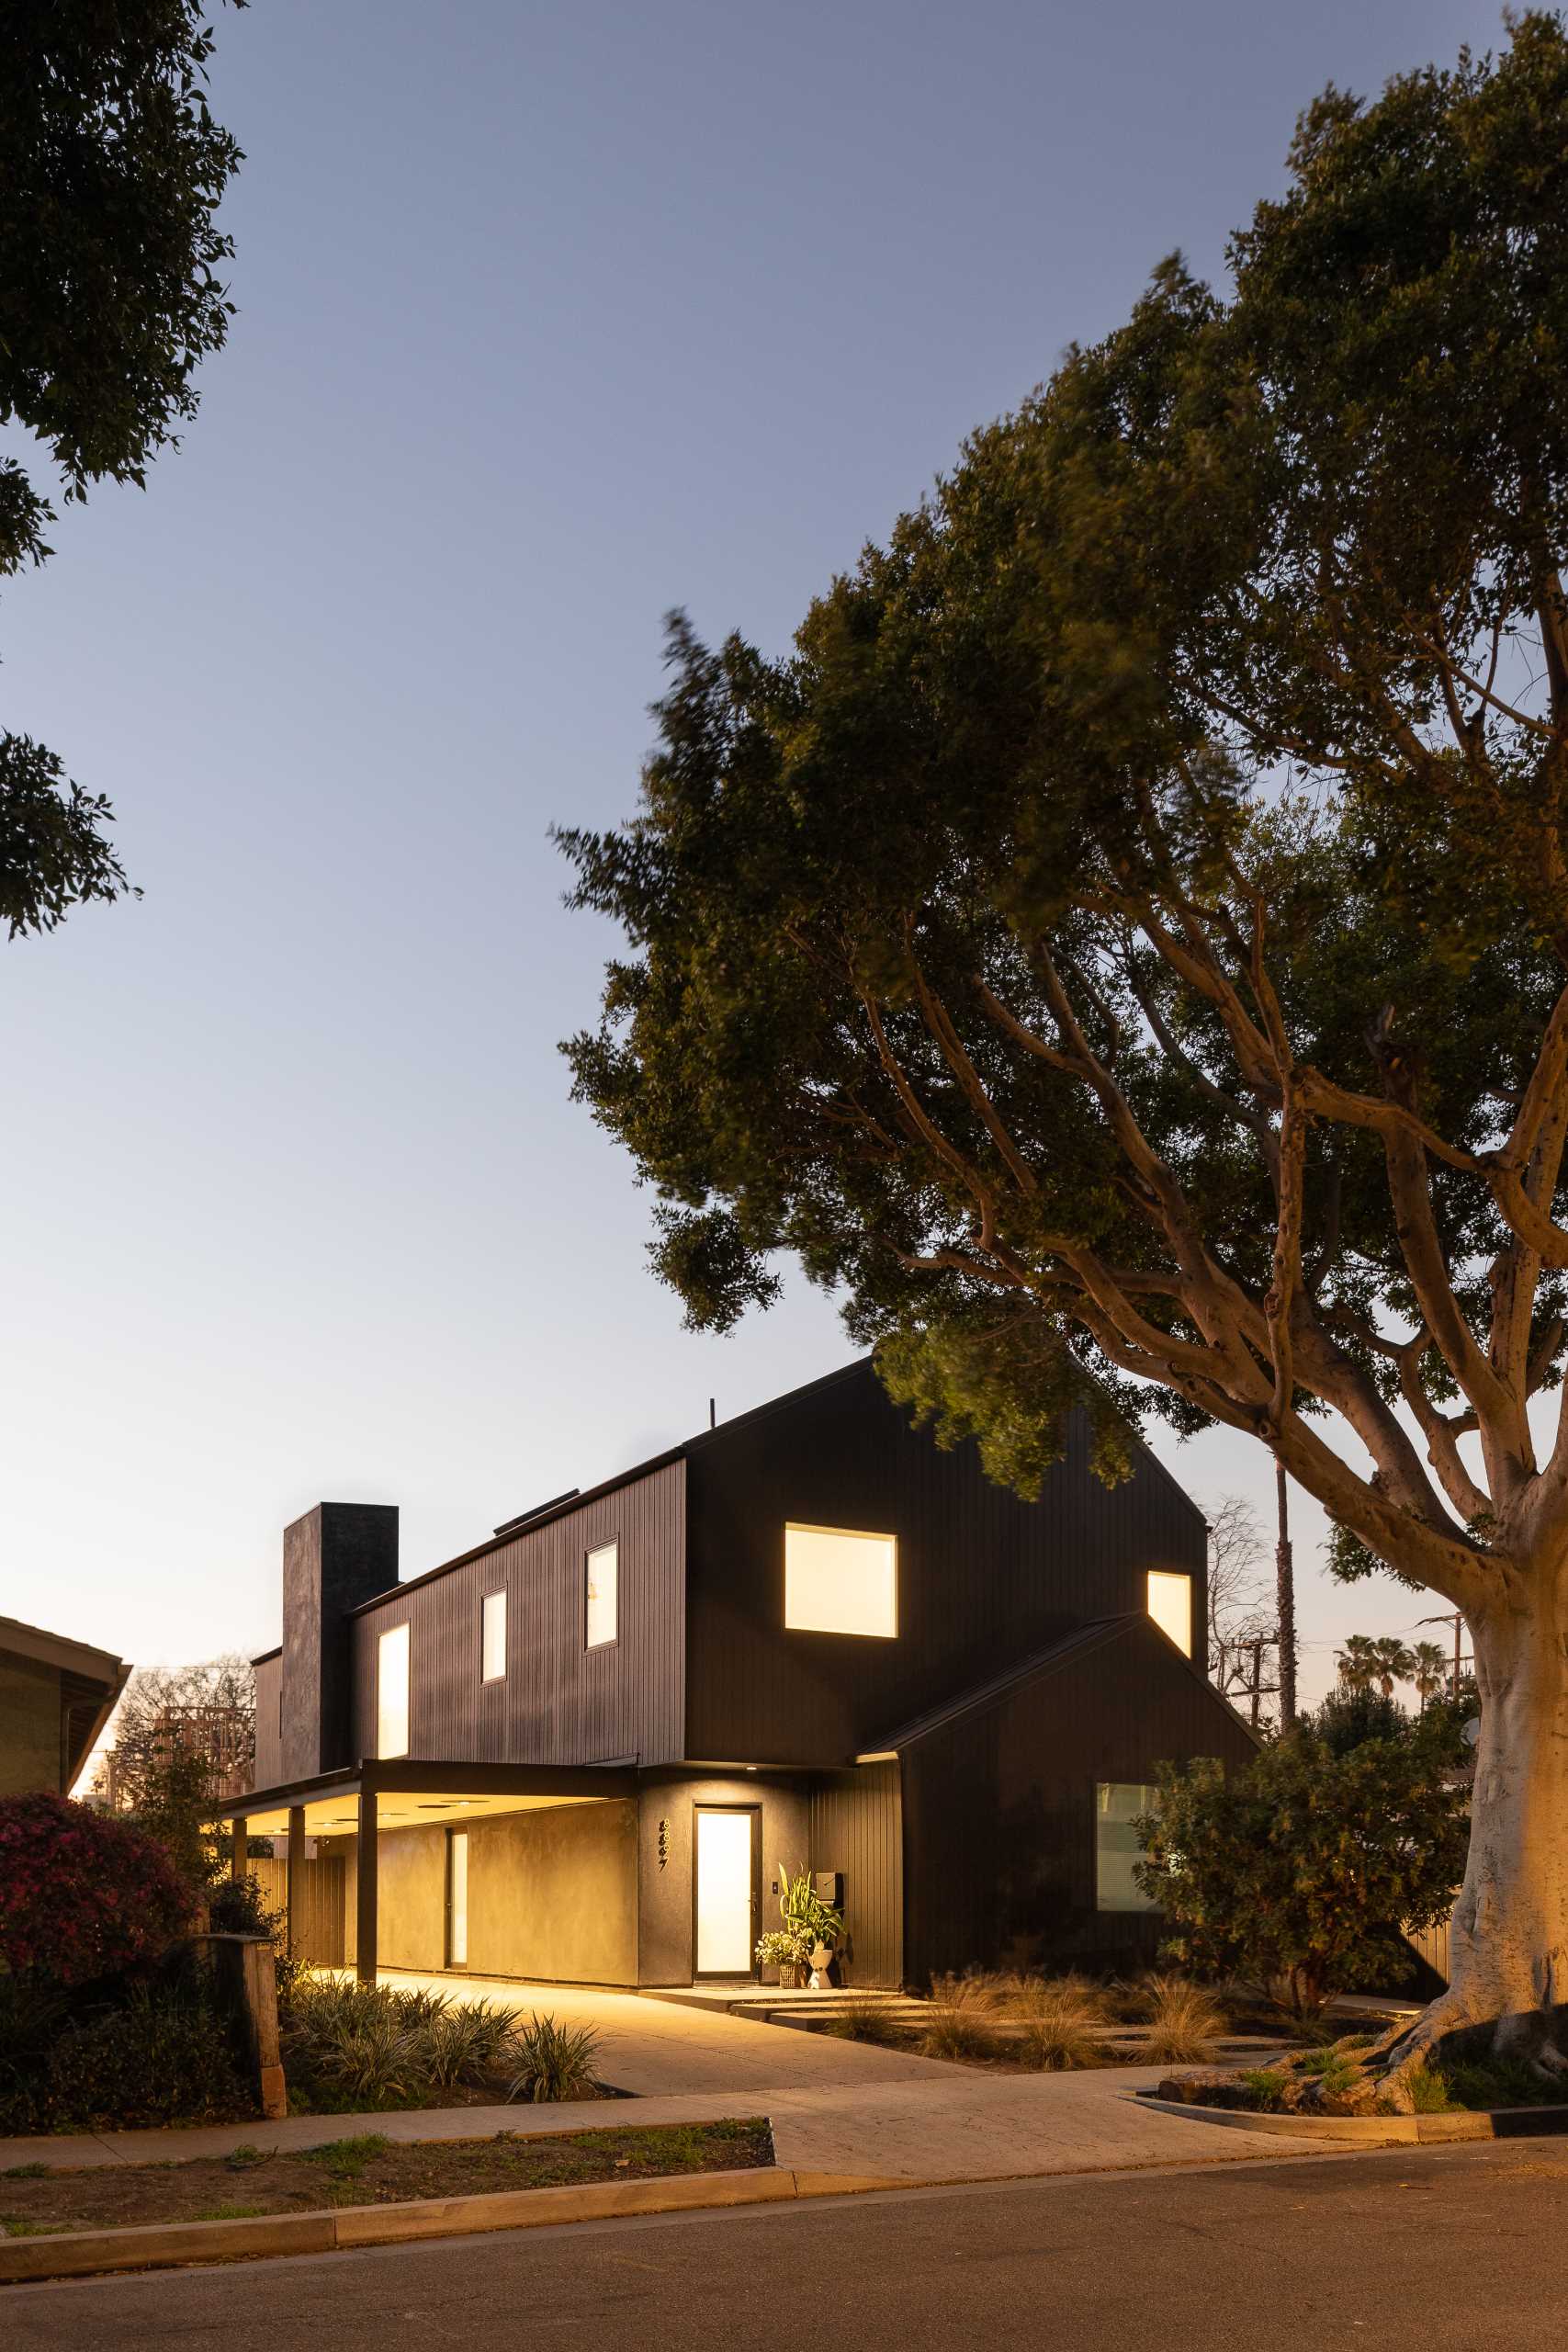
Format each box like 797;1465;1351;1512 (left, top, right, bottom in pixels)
279;1503;398;1781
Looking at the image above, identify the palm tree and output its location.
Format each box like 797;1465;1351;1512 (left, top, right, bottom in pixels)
1370;1636;1416;1700
1411;1641;1450;1711
1336;1634;1380;1693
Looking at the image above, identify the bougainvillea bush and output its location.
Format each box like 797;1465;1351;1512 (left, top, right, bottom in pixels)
0;1792;193;1986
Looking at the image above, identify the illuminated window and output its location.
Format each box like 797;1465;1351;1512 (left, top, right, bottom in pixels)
784;1523;897;1638
481;1589;506;1682
1095;1781;1160;1913
1146;1570;1192;1657
377;1623;409;1759
586;1541;618;1649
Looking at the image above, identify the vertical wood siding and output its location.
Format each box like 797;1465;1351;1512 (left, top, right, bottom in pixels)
899;1617;1256;1984
250;1853;345;1965
809;1763;903;1986
347;1463;685;1769
253;1656;282;1788
685;1361;1208;1766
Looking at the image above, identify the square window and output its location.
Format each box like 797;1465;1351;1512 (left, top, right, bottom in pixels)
586;1541;617;1649
1095;1781;1159;1913
1146;1569;1192;1657
481;1589;506;1682
784;1523;897;1638
377;1623;410;1760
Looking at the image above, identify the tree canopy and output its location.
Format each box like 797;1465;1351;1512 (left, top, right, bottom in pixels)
562;17;1568;1625
0;1;244;939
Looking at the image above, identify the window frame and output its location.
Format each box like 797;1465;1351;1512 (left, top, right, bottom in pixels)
584;1538;619;1652
783;1521;899;1640
479;1587;507;1684
1145;1568;1193;1658
376;1622;411;1761
1093;1779;1161;1915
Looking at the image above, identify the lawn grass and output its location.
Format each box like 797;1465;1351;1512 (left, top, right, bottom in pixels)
0;2118;773;2239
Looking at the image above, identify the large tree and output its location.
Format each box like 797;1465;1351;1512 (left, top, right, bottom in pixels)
561;17;1568;2094
0;2;244;939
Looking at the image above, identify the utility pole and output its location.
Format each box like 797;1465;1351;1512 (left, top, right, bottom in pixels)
1275;1461;1297;1729
1417;1610;1469;1698
1249;1637;1263;1731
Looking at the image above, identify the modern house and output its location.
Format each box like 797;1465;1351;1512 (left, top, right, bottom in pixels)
220;1359;1255;1989
0;1613;130;1800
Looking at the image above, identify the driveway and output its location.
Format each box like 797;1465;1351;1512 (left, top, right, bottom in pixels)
367;1968;1292;2183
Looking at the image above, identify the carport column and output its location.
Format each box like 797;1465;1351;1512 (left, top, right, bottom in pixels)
355;1785;378;1984
230;1816;247;1882
285;1804;305;1956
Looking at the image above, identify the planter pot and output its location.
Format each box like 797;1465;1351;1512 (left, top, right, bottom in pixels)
808;1942;834;1991
777;1962;801;1989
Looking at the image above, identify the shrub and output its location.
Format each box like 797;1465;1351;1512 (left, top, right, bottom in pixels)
827;1994;908;2048
39;1983;248;2131
0;1977;67;2096
506;2013;603;2102
421;1999;521;2089
0;1792;193;1986
1005;1974;1105;2070
920;1974;999;2063
1136;1974;1225;2064
1236;2068;1288;2112
1134;1724;1468;2015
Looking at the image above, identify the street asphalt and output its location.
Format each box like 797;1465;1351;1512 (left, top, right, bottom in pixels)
6;2140;1565;2350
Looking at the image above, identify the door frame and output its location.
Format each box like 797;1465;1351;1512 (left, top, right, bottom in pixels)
691;1803;761;1982
444;1825;469;1972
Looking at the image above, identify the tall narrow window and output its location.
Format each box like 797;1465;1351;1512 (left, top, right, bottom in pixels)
1095;1781;1160;1913
481;1589;507;1682
1146;1570;1193;1657
784;1524;897;1637
377;1623;410;1759
446;1828;468;1968
586;1540;618;1649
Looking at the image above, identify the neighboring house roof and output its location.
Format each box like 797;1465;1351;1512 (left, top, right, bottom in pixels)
0;1612;131;1792
868;1613;1261;1754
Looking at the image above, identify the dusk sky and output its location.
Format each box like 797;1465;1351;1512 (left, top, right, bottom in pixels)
3;0;1496;1704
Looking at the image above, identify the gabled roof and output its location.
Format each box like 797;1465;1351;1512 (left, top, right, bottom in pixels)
0;1613;131;1792
870;1613;1260;1753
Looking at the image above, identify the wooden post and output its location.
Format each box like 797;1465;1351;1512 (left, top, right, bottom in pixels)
355;1786;378;1985
286;1804;306;1960
230;1816;247;1882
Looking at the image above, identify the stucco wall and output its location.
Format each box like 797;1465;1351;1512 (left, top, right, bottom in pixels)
0;1652;62;1795
637;1771;812;1986
467;1802;637;1985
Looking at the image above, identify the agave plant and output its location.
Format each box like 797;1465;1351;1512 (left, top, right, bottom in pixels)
418;1998;521;2089
506;2012;604;2103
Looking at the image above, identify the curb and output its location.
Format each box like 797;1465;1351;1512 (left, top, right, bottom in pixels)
1132;2093;1568;2145
0;2165;910;2284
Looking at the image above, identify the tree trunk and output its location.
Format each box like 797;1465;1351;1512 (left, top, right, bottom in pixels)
1393;1566;1568;2077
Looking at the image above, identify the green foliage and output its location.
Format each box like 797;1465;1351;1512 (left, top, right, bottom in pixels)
1303;1686;1407;1757
1440;2054;1565;2109
130;1746;225;1894
0;1;244;939
505;2013;604;2104
777;1863;844;1951
1134;1724;1469;2014
21;1981;247;2132
278;1980;529;2114
558;17;1568;1613
1236;2068;1289;2111
421;1999;521;2091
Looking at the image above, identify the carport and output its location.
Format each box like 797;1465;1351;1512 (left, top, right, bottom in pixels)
220;1759;639;1984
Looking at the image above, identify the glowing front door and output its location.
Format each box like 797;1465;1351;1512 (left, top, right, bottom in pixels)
694;1807;755;1977
446;1829;468;1968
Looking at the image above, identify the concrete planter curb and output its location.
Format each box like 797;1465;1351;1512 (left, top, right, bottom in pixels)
0;2164;910;2285
1132;2092;1568;2145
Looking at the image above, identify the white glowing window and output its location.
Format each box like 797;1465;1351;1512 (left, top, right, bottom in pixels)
586;1541;618;1649
481;1589;506;1682
1096;1781;1160;1913
1146;1570;1192;1657
377;1623;410;1759
784;1523;897;1638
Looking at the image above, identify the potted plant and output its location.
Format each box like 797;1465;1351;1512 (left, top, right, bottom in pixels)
777;1864;846;1989
754;1928;810;1988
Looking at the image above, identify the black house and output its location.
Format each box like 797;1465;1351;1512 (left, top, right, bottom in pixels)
223;1359;1256;1988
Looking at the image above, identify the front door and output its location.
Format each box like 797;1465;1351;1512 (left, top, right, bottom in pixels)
694;1805;758;1979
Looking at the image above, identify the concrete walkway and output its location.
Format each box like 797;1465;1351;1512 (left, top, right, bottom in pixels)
0;1969;1296;2185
